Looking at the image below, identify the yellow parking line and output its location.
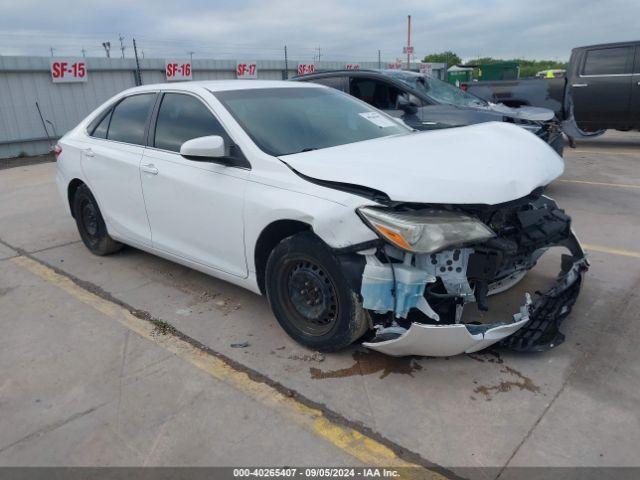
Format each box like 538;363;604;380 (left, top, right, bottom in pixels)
558;179;640;189
582;243;640;259
10;255;444;478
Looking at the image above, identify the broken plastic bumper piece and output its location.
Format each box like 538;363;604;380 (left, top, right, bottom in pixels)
363;295;532;357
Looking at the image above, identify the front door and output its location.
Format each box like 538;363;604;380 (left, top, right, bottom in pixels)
140;92;248;277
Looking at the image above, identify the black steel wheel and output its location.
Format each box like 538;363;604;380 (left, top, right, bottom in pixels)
72;184;123;256
265;232;369;351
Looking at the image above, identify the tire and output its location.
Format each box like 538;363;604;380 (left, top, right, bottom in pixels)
72;184;123;256
265;232;369;351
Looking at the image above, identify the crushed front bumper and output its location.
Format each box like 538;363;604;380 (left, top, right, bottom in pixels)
358;191;589;357
363;246;588;357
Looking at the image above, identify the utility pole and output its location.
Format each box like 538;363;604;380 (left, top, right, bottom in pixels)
81;48;86;58
378;49;381;69
406;15;411;70
132;38;143;86
102;41;111;58
188;51;195;62
284;45;288;79
317;46;321;63
119;34;126;58
49;47;55;57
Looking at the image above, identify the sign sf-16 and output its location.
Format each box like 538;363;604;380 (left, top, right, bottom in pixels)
165;60;192;81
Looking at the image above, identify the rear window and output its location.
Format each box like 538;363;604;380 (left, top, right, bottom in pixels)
107;94;155;145
90;110;111;139
583;47;632;75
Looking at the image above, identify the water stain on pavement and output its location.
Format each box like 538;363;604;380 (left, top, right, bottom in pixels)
473;365;540;401
310;350;423;380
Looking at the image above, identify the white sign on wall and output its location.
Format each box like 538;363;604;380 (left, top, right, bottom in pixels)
165;60;192;81
419;63;433;77
297;63;316;75
50;58;87;83
386;62;402;70
236;61;258;79
345;63;361;70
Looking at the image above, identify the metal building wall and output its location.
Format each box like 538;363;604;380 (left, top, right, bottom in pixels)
0;56;444;159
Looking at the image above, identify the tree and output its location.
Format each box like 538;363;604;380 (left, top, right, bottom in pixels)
422;51;461;66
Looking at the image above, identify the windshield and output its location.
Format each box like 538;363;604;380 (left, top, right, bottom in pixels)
213;87;409;156
385;71;487;108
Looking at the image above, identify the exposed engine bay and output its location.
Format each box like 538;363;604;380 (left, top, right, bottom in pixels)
356;192;589;357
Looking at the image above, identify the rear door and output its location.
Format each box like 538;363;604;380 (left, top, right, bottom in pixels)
630;45;640;129
573;45;633;129
82;93;156;246
140;92;249;277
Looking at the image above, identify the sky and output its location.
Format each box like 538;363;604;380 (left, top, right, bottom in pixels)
0;0;638;62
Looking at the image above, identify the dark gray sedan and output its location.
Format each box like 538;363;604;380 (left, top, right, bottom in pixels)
292;69;566;155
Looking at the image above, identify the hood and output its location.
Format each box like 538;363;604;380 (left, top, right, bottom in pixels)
487;103;555;122
279;122;564;205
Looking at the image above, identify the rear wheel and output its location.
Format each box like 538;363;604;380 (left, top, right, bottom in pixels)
265;232;369;351
72;184;123;256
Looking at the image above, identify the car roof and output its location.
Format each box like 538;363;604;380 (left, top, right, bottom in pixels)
122;79;325;95
291;69;423;80
572;40;640;51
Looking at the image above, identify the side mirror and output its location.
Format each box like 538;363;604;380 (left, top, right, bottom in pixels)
180;135;226;162
396;94;418;115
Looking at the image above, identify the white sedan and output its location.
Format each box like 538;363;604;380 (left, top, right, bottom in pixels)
55;80;588;356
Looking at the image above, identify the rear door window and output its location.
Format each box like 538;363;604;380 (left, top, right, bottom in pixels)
153;93;228;152
107;94;155;145
349;78;402;109
583;47;633;75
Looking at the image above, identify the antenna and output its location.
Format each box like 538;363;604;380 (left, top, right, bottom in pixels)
119;34;126;58
102;41;111;58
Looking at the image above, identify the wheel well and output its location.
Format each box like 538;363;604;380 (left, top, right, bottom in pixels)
67;179;85;218
254;220;311;294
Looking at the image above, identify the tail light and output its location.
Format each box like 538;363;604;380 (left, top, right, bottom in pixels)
53;144;62;160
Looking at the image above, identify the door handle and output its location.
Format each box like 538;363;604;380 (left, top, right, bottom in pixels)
572;83;588;88
84;148;95;158
141;163;158;175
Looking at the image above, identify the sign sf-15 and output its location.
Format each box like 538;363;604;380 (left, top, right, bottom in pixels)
50;58;87;83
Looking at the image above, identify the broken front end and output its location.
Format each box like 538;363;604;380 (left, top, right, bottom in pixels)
354;192;589;357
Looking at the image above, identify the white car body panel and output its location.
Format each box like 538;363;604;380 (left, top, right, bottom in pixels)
140;147;250;277
280;121;564;205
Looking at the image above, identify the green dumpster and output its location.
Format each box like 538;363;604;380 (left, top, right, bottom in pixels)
447;66;473;86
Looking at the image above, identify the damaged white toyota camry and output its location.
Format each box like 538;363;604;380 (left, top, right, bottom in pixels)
56;80;588;357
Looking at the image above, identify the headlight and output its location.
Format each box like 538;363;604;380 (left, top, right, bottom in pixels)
357;207;495;254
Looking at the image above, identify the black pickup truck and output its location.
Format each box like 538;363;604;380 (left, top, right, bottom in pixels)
464;41;640;134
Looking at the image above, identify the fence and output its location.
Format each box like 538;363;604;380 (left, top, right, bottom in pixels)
0;56;445;159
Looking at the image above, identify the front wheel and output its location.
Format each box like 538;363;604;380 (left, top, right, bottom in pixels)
265;232;369;351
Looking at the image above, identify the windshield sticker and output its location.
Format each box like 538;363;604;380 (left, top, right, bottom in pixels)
359;111;397;128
